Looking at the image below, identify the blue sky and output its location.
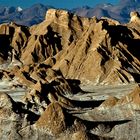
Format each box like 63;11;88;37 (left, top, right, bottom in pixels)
0;0;119;9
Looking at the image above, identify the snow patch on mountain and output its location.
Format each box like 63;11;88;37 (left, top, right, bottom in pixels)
17;6;23;12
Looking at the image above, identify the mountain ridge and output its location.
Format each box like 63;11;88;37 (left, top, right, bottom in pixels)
0;0;140;26
0;9;139;85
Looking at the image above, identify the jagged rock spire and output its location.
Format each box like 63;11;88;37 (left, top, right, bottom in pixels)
130;11;140;23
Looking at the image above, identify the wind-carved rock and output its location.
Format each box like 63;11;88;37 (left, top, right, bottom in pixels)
0;9;139;85
45;9;70;22
130;11;140;23
35;102;66;135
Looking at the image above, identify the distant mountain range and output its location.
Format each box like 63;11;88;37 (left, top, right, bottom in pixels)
72;0;140;23
0;4;53;26
0;0;140;26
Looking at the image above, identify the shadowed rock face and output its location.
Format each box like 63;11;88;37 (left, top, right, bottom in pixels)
0;9;140;140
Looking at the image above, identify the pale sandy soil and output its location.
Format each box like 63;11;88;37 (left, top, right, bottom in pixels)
69;83;137;101
0;79;27;101
0;79;137;102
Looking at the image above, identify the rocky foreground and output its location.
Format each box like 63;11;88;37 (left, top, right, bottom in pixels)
0;9;139;140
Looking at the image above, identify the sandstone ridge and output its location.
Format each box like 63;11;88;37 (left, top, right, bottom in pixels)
0;9;139;85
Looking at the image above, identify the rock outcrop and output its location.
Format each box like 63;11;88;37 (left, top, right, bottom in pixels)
35;102;66;135
0;9;139;85
130;11;140;23
52;14;140;85
117;84;140;109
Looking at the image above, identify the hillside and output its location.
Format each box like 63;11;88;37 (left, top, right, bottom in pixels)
0;9;139;85
1;0;140;26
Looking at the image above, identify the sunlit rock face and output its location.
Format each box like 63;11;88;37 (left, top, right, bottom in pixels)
130;11;140;23
0;9;139;85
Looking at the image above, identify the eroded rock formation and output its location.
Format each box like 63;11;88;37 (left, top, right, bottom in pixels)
0;9;139;85
0;9;139;140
